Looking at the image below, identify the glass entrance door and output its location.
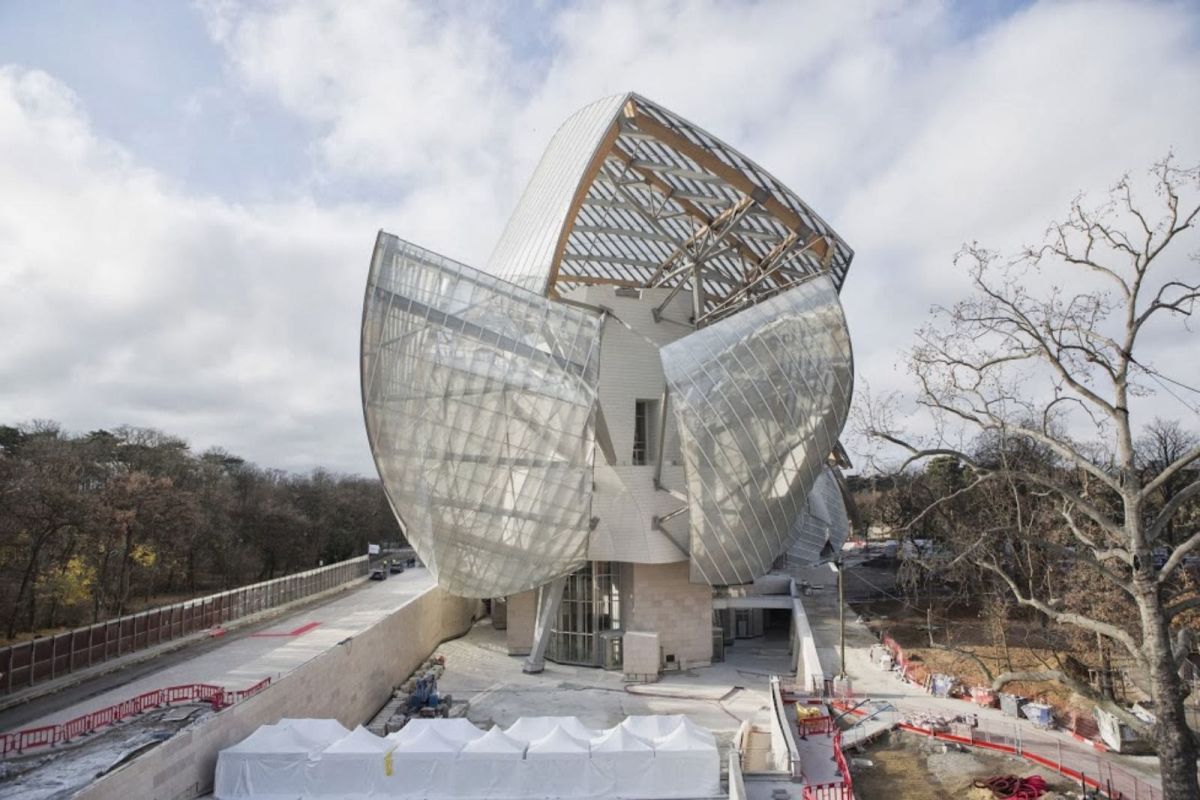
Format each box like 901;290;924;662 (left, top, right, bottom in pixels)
546;562;622;667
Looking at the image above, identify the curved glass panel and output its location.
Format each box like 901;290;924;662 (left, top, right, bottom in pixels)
785;466;850;565
362;233;603;597
660;275;853;585
486;94;628;294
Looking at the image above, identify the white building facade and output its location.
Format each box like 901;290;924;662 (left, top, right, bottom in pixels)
362;93;854;672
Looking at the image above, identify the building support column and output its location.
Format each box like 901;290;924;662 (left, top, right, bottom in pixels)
523;576;567;674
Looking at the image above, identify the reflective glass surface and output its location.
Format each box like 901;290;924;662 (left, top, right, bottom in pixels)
785;466;851;565
361;234;603;597
660;275;853;585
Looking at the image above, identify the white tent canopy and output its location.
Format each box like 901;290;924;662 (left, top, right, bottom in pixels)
388;718;486;746
649;722;720;799
504;716;598;744
589;724;655;799
461;726;527;757
214;724;317;800
214;713;719;800
307;726;393;800
525;725;592;799
620;714;715;745
452;726;528;799
387;725;462;799
277;718;351;752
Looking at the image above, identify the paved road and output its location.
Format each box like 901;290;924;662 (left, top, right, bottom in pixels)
3;568;434;732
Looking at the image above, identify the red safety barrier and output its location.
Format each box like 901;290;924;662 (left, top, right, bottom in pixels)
0;678;271;758
831;698;1159;799
799;724;854;799
798;714;834;737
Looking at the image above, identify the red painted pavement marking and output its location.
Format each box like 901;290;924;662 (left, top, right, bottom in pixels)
249;621;321;638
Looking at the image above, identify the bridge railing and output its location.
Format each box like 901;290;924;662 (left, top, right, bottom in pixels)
0;556;367;697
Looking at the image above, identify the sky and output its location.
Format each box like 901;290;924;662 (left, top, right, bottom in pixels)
0;0;1197;476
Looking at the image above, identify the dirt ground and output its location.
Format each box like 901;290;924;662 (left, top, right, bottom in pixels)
851;597;1116;720
852;729;1078;800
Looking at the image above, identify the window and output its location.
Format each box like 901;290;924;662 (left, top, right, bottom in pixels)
633;399;659;466
633;400;649;465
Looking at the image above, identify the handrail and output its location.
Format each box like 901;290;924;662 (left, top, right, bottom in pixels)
768;675;802;778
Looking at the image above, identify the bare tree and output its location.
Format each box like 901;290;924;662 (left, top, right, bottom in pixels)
863;157;1200;798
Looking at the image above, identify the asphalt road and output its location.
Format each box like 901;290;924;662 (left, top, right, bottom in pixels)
0;568;434;732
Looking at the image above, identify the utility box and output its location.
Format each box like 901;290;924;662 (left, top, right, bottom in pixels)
1000;693;1027;718
622;631;661;682
930;674;955;697
1093;706;1152;754
1022;702;1054;728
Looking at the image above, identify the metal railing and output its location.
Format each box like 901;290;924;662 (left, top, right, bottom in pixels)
832;698;1163;800
0;556;368;696
0;678;271;757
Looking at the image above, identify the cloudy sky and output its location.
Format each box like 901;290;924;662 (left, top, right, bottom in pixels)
1;0;1197;475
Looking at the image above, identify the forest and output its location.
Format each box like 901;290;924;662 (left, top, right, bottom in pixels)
0;421;403;640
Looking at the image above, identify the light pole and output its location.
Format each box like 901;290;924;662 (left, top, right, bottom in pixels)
815;545;848;683
835;558;846;678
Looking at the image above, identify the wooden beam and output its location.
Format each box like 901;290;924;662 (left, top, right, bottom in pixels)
545;120;624;296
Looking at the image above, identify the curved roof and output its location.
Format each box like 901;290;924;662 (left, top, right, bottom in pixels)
489;93;852;325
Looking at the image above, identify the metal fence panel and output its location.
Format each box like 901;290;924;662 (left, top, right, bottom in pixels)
0;555;367;697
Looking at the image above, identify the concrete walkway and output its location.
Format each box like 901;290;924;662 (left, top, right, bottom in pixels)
789;562;1167;799
5;568;434;731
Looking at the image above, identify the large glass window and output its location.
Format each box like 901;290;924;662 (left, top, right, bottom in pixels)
547;562;622;667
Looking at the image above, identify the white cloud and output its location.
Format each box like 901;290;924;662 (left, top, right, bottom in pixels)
2;0;1198;473
0;66;372;471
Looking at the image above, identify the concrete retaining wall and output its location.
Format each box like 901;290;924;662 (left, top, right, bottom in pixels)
77;586;479;800
791;594;825;694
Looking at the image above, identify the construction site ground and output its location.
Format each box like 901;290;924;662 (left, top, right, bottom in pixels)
852;594;1119;721
787;561;1169;798
431;619;791;765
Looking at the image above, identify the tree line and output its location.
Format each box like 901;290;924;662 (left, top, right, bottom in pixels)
0;422;403;640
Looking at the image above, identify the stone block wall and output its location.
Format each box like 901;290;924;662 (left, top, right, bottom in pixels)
76;586;479;800
625;562;712;668
505;589;536;656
